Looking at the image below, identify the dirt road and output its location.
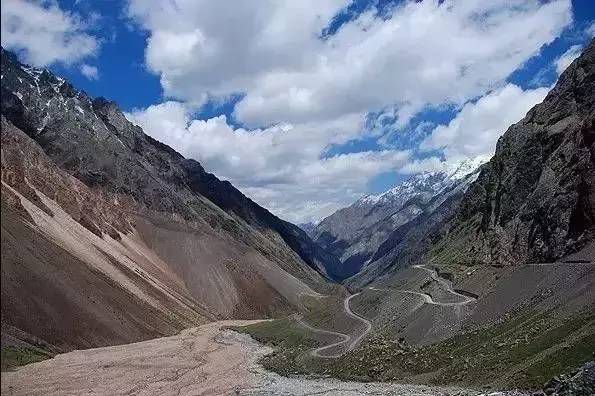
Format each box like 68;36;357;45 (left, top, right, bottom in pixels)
296;292;373;358
1;320;480;395
411;265;476;304
368;264;477;307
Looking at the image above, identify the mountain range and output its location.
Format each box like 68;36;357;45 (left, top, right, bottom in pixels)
311;156;487;280
1;39;594;393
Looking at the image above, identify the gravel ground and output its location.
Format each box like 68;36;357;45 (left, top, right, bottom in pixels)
1;320;525;396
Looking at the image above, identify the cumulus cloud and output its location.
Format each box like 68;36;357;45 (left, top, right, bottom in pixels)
1;0;99;66
421;84;549;163
80;64;99;80
555;44;582;75
127;0;571;128
125;0;573;221
125;102;409;222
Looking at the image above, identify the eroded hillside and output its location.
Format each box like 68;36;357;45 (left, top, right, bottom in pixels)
0;48;339;354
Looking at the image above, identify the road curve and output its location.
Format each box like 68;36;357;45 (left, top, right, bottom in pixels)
369;265;476;306
411;264;476;304
295;292;372;358
343;293;373;351
294;315;349;358
295;265;476;358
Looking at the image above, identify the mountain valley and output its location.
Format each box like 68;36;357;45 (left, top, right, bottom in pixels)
1;28;594;396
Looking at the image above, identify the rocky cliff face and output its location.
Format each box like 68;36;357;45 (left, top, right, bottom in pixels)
426;39;595;267
0;48;336;351
312;157;485;280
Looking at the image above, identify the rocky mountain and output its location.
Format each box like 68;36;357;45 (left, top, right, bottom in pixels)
298;222;319;237
348;38;595;288
332;43;595;387
312;157;486;280
422;38;595;268
0;47;338;352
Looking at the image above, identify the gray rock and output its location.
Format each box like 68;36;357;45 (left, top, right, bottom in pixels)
432;39;595;267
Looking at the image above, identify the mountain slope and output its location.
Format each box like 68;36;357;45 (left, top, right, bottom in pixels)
0;48;336;351
425;39;595;268
312;157;485;280
235;43;595;389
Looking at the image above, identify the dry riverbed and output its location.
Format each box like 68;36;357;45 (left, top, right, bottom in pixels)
0;320;492;396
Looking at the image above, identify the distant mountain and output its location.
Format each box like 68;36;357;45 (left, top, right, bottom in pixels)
312;157;486;280
298;221;319;236
0;47;337;352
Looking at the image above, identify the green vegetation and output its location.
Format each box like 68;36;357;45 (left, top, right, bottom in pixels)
510;330;595;387
1;346;53;371
231;317;324;376
233;317;318;349
235;309;595;390
425;217;483;267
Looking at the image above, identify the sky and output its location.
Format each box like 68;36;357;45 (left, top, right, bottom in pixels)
1;0;594;223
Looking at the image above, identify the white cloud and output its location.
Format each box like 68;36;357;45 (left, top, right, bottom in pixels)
124;0;573;221
1;0;98;66
587;22;595;38
80;63;99;80
555;44;582;75
125;102;409;222
421;84;549;163
127;0;571;128
399;157;445;175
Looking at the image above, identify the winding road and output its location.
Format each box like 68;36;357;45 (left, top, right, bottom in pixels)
294;264;476;358
370;264;476;306
295;292;372;358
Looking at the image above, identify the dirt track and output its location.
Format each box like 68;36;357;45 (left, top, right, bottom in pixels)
297;264;477;359
369;264;477;307
295;292;372;358
1;320;481;396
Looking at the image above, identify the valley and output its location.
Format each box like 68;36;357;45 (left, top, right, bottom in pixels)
1;13;594;396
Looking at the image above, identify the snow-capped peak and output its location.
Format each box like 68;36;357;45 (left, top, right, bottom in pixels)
445;155;490;181
355;155;488;209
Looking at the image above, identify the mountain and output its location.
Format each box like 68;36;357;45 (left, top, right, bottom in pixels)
312;157;486;280
422;38;595;268
298;221;319;236
0;47;338;352
348;38;595;288
334;43;594;388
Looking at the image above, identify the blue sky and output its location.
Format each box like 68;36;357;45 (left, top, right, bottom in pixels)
2;0;594;222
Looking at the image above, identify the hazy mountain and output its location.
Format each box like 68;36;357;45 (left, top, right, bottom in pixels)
312;157;486;280
298;221;319;236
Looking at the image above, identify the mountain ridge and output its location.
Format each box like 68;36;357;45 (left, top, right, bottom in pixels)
0;47;340;352
311;156;487;280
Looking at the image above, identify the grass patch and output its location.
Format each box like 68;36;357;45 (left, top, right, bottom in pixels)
232;317;328;377
1;346;53;371
513;331;595;388
425;217;484;267
232;317;318;349
233;309;594;390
